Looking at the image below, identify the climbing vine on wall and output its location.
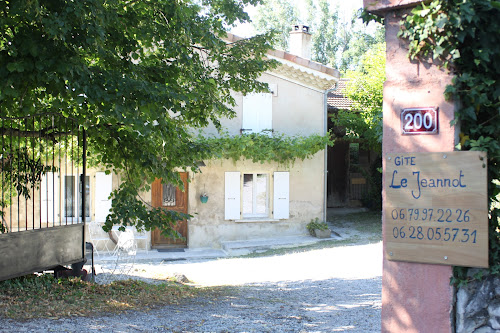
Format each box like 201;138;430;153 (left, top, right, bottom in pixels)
196;131;333;167
399;0;500;284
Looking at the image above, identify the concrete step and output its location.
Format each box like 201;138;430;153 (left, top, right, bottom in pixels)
221;235;336;256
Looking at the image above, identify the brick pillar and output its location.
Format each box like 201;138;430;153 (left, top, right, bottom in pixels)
364;1;455;332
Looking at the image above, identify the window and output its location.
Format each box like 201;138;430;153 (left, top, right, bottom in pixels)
41;172;112;224
242;92;273;134
64;176;75;217
225;171;289;220
78;175;90;218
63;175;90;220
242;173;268;218
162;183;177;207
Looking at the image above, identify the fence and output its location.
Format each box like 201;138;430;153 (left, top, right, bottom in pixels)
0;113;86;281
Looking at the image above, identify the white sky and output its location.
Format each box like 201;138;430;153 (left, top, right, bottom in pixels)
231;0;364;37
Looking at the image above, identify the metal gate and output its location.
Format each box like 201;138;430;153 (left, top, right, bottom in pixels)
0;113;86;281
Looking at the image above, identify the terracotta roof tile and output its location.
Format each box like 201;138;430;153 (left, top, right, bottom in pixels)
327;79;353;109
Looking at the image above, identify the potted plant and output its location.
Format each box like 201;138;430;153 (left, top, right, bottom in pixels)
306;218;331;239
200;192;209;203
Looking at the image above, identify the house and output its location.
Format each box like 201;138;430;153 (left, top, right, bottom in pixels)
45;25;340;252
172;26;340;249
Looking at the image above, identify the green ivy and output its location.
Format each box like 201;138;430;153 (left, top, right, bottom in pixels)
196;131;333;167
399;0;500;284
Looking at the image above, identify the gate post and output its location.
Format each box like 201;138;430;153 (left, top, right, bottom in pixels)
364;1;455;332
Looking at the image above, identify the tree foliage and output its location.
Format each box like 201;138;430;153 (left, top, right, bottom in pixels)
338;15;385;72
399;0;500;281
252;1;384;71
0;0;276;234
331;43;385;153
252;0;299;51
310;0;338;66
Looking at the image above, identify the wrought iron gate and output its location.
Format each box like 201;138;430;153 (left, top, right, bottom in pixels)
0;113;86;281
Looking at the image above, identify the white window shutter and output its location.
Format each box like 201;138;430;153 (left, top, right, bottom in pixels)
225;172;241;220
242;93;272;134
41;172;58;223
273;172;289;219
95;172;113;222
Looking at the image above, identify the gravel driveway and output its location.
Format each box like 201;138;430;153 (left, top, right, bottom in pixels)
0;240;382;333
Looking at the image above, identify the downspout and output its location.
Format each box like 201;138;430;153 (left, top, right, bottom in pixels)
324;83;338;223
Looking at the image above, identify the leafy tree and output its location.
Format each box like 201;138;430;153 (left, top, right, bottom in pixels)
252;0;299;51
310;0;339;66
338;13;385;72
0;0;275;235
331;43;385;152
252;1;383;71
253;0;338;65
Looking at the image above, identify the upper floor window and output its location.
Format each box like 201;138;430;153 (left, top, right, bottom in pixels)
241;92;273;134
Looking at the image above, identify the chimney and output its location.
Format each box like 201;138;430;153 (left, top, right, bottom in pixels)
289;24;312;60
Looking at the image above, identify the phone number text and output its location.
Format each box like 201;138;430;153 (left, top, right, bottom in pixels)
391;208;471;223
392;226;477;243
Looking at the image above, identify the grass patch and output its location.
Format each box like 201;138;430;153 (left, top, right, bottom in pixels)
0;273;206;320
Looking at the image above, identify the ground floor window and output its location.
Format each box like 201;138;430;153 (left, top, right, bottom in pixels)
41;172;112;224
225;171;289;220
242;173;268;218
63;175;90;219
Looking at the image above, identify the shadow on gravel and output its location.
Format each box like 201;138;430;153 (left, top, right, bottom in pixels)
218;278;382;333
0;276;381;333
66;277;382;333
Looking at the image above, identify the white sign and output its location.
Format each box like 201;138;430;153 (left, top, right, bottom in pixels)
401;107;439;135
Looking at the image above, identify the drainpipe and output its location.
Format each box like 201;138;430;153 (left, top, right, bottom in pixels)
324;83;338;222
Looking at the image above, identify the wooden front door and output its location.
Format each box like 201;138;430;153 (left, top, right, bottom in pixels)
151;173;188;248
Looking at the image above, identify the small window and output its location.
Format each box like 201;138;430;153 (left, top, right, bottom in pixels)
64;176;75;218
162;183;177;207
64;175;90;219
78;175;90;218
242;173;268;218
349;143;360;166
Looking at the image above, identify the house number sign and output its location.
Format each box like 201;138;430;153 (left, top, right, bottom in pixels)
401;107;438;135
385;151;488;268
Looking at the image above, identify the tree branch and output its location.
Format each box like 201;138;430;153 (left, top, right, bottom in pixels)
0;126;73;142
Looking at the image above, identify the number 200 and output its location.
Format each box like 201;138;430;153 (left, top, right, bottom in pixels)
404;112;433;131
401;108;438;134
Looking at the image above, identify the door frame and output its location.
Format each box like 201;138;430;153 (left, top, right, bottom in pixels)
151;172;189;249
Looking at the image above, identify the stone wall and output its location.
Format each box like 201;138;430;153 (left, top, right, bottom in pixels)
455;270;500;333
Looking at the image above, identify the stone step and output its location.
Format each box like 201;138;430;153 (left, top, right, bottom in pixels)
221;235;326;256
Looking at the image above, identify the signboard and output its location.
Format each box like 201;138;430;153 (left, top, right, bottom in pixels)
385;152;488;268
401;107;438;135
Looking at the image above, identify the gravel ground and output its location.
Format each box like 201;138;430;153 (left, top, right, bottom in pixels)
0;240;382;333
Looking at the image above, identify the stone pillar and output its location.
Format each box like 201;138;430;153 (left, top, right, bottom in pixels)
363;1;455;332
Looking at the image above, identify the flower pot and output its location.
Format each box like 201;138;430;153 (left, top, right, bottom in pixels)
200;195;209;203
314;228;331;239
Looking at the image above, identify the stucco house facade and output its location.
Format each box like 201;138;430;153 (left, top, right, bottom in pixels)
78;26;340;251
163;28;339;249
